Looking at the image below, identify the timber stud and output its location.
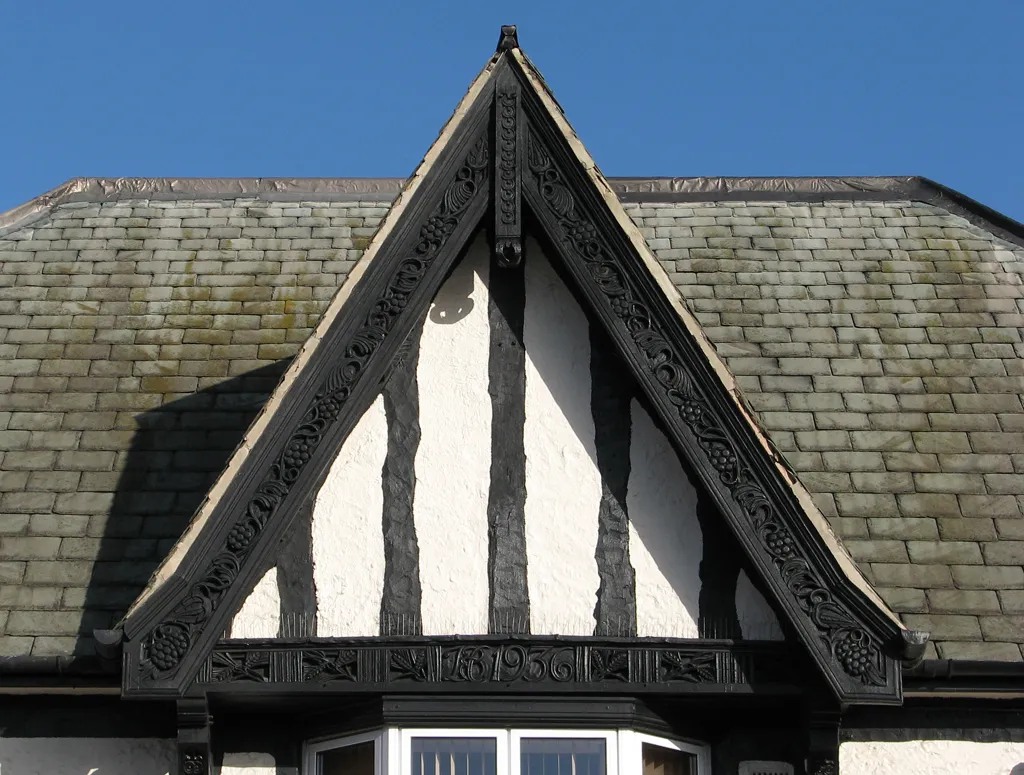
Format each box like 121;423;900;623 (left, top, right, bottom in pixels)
493;47;523;268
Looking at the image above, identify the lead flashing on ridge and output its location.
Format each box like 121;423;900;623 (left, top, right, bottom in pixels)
4;175;1023;249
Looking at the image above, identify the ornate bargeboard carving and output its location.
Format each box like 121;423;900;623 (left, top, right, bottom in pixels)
523;128;887;689
139;133;491;682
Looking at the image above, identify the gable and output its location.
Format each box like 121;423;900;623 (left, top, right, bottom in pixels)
226;231;785;642
103;35;916;704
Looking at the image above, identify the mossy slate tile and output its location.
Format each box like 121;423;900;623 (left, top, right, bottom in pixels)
0;192;1023;660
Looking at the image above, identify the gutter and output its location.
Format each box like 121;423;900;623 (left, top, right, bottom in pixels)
903;659;1024;697
0;654;119;695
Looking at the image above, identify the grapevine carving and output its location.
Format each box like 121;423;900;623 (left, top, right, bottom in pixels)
524;129;886;687
139;133;490;679
197;640;747;687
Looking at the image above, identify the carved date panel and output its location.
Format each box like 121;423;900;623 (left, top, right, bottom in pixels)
195;637;800;692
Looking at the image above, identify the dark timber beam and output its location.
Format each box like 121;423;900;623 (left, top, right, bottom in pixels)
803;705;841;775
177;697;211;775
492;60;523;268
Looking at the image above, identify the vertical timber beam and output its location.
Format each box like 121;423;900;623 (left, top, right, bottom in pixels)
178;698;211;775
493;50;523;268
803;706;840;775
488;31;529;629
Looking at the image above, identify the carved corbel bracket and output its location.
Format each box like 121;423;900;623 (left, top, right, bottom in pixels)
493;67;523;268
177;697;211;775
803;707;840;775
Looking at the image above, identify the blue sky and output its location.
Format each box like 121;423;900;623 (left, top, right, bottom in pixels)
2;1;1022;221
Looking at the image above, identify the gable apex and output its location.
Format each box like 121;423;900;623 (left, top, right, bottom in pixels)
118;29;918;705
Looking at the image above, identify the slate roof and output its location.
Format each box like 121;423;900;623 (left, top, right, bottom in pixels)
0;179;1022;662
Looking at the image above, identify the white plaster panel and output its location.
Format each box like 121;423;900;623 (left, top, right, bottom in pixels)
222;752;276;775
523;240;602;635
627;400;701;638
228;566;280;639
312;394;388;636
0;737;174;774
413;236;492;635
735;568;785;641
840;740;1024;775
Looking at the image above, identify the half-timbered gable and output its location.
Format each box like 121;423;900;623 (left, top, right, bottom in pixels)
117;29;910;715
225;231;786;643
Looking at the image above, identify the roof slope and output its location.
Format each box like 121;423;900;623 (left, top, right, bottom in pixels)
0;181;1022;662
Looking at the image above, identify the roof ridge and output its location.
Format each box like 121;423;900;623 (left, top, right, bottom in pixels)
5;175;1023;248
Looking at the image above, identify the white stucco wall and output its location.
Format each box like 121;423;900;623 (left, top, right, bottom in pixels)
229;566;280;639
222;752;276;775
627;399;701;638
278;236;752;639
735;568;785;641
840;740;1024;775
523;240;602;635
0;738;174;774
312;394;388;636
414;237;492;635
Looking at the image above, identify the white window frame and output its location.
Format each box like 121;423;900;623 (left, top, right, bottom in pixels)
400;727;510;775
511;729;619;775
304;728;385;775
619;730;710;775
305;727;709;775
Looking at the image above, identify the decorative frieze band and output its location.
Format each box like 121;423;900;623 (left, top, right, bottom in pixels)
196;638;799;691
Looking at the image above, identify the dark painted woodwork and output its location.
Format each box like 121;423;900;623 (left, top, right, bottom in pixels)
843;699;1024;742
515;60;902;702
495;25;519;53
694;490;741;640
277;498;317;638
177;698;211;775
0;696;174;738
193;636;802;695
123;90;495;696
486;235;530;635
590;324;637;637
493;66;523;268
122;44;905;706
380;329;424;636
803;708;841;775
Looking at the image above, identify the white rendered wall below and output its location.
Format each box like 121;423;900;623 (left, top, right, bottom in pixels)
522;236;602;635
0;738;174;775
229;567;280;639
224;235;760;639
222;752;276;775
840;740;1024;775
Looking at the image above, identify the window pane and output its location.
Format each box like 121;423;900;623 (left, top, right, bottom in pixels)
520;738;606;775
319;741;375;775
642;743;696;775
412;738;498;775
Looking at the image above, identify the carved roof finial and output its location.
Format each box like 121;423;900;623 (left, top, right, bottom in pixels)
496;25;519;53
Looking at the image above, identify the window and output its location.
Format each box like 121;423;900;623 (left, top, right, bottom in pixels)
520;738;606;775
408;735;501;775
306;729;707;775
307;731;381;775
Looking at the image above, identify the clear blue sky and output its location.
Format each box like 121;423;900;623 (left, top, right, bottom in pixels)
2;1;1022;221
